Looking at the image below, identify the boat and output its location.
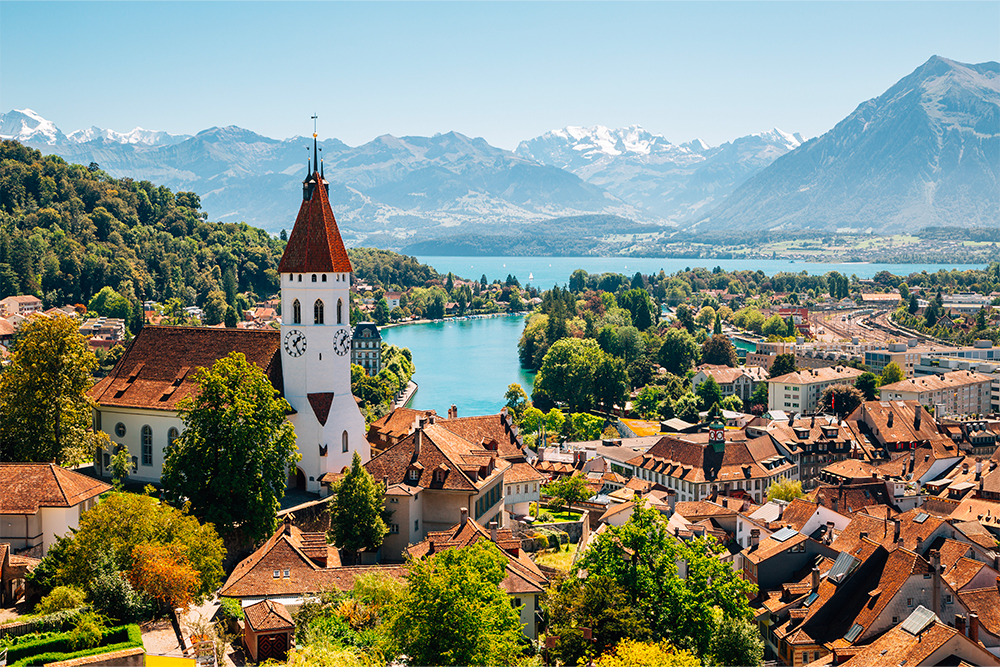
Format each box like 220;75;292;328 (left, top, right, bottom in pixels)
528;272;534;280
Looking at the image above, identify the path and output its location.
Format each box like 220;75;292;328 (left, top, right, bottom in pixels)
393;380;418;409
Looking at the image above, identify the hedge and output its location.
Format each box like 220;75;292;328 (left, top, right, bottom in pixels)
8;624;141;666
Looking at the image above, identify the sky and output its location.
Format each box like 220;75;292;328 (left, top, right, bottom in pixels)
1;2;998;150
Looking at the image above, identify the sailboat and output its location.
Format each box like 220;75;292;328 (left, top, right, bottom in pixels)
528;272;534;281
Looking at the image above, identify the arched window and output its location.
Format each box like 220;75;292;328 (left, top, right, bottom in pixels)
337;298;343;324
297;274;302;282
311;274;317;283
168;427;179;449
141;425;153;466
314;299;324;324
322;274;327;282
342;431;349;453
292;299;301;324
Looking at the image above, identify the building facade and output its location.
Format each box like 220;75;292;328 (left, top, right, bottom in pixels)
767;366;865;413
351;322;382;375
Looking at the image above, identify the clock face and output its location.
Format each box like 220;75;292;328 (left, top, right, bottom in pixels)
284;329;307;357
333;328;352;356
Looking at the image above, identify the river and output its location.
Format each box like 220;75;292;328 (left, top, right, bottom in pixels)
415;256;986;288
380;314;534;416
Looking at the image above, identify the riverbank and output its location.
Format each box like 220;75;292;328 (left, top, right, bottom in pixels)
379;311;529;329
393;380;418;410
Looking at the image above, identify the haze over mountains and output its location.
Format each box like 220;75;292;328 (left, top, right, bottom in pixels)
3;56;997;247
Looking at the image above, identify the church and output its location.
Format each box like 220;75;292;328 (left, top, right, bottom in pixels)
88;138;368;494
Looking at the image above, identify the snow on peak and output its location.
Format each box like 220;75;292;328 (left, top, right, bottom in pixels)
66;125;186;145
0;108;65;145
751;127;803;149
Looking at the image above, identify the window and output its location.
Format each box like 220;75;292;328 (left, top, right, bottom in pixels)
311;274;317;282
513;597;522;608
907;598;914;607
273;570;280;578
283;569;290;578
297;274;302;282
314;299;324;324
389;497;399;504
115;422;126;438
342;430;349;453
414;520;419;532
945;594;953;604
322;274;327;282
390;524;399;534
293;299;301;324
141;425;153;466
337;298;343;324
168;427;179;449
408;469;419;482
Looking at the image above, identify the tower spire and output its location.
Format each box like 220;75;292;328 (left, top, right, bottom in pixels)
311;113;319;175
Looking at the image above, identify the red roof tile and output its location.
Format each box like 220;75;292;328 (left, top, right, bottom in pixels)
277;173;352;274
243;599;294;631
0;464;111;514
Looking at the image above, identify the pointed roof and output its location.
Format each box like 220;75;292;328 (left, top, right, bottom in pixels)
0;464;112;514
277;171;352;274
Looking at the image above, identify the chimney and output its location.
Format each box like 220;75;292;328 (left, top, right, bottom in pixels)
449;404;457;419
811;415;816;428
860;531;869;541
915;407;922;430
428;413;436;425
826;521;835;545
428;540;435;555
668;490;676;515
957;614;967;637
811;567;820;591
970;613;980;643
489;521;498;543
283;514;293;536
750;528;760;548
888;412;894;428
460;507;468;528
916;535;924;552
976;459;983;480
383;475;389;489
894;520;901;543
910;449;916;472
832;497;839;513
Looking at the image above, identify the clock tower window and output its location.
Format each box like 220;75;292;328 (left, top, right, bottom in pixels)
337;299;343;324
342;430;349;453
314;299;325;324
312;274;317;282
322;274;327;282
292;299;302;325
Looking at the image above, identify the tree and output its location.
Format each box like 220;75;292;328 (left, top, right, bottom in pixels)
389;541;523;666
633;385;664;420
696;376;723;411
110;444;132;491
544;474;591;511
569;412;605;441
700;335;738;367
161;352;299;543
908;293;920;314
426;293;446;320
202;290;228;326
373;298;391;326
820;383;864;417
856;372;879;401
658;328;699;376
127;543;200;609
762;314;789;338
520;406;546;437
748;382;769;411
713;312;723;335
570;269;588;293
879;361;905;386
87;286;131;320
708;616;765;667
533;338;604;412
596;639;701;667
766;477;804;502
504;383;529;423
331;452;388;565
619;289;657;331
674;394;700;423
224;305;237;328
675;304;695;332
594;354;629;417
695;306;716;330
0;314;98;464
768;353;797;378
721;395;743;413
575;499;756;655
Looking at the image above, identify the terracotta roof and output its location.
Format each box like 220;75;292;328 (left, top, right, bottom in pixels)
369;407;438;441
744;531;810;564
949;497;1000;532
839;619;995;667
810;482;897;515
768;366;864;385
850;400;951;449
221;521;342;597
944;557;987;592
434;412;523;459
626;432;793;485
277;172;352;273
0;464;111;514
243;599;294;631
822;459;878;481
779;499;820;531
880;370;994;394
88;326;282;411
675;500;738;519
958;586;1000;637
831;508;944;554
505;461;544;484
695;364;766;386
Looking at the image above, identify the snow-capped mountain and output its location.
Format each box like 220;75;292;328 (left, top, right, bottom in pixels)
66;126;190;146
516;124;803;221
698;56;1000;231
0;109;67;145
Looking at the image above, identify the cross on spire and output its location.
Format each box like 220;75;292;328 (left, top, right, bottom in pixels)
311;113;319;174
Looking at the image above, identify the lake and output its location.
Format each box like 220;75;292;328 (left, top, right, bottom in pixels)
381;314;535;416
415;256;986;288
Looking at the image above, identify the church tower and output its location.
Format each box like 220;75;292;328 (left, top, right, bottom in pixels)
277;131;368;493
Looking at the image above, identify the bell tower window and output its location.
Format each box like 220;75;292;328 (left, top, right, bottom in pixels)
322;274;327;282
337;299;343;324
342;430;349;453
314;299;324;324
312;274;317;283
293;299;301;324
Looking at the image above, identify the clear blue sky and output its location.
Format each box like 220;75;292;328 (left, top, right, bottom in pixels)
2;2;997;149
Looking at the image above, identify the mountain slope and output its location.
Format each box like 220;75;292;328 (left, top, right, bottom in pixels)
697;56;1000;231
516;125;803;221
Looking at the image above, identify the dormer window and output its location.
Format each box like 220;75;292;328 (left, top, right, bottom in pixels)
273;570;280;578
408;469;419;482
283;569;290;578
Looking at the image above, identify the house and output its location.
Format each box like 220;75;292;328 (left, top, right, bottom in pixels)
367;407;438;451
384;291;402;311
1;543;39;607
740;527;838;592
749;414;860;489
766;365;864;413
243;599;295;663
691;364;768;402
0;295;43;317
219;516;405;609
351;322;382;375
405;510;548;638
89;156;370;494
879;370;993;417
0;463;111;555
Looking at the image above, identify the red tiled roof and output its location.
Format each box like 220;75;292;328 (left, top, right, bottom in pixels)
277;172;352;274
0;464;111;514
88;326;282;411
243;599;294;631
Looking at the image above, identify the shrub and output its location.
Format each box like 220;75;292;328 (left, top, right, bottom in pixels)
88;567;154;623
36;586;87;615
67;612;108;651
218;597;244;623
6;623;140;666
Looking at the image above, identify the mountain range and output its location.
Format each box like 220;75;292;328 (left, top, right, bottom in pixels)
2;56;996;247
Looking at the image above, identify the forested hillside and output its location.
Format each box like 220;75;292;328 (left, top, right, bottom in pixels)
0;140;286;326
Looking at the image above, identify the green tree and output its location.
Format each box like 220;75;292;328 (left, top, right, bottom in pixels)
766;477;804;502
762;314;789;338
504;383;529;423
768;353;797;378
713;312;723;335
675;304;695;333
695;306;716;330
820;383;864;417
856;372;879;401
426;293;446;320
721;395;743;412
596;638;701;667
520;406;546;437
658;328;699;376
594;353;629;417
695;376;723;411
633;385;664;420
373;298;391;326
545;408;566;439
674;393;700;423
619;289;658;331
569;269;588;293
748;382;770;411
700;335;738;367
879;361;905;386
0;315;98;464
331;452;388;565
389;541;523;666
569;412;605;441
533;338;604;412
161;352;300;543
575;499;756;655
87;286;131;320
202;290;228;326
708;616;765;667
544;474;591;511
110;444;132;491
908;293;920;314
224;305;238;328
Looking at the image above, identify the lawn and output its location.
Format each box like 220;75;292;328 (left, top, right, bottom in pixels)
533;541;579;572
530;504;583;523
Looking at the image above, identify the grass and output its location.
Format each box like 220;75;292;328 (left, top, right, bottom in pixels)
533;541;579;572
529;504;583;523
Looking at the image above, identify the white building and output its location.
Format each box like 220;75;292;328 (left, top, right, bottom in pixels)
767;365;865;413
879;370;994;418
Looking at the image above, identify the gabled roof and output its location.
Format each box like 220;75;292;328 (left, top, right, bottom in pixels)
88;326;282;411
434;411;523;460
768;366;864;385
277;172;352;274
626;432;793;484
243;599;294;632
0;464;111;514
880;370;994;394
369;407;438;441
837;616;999;667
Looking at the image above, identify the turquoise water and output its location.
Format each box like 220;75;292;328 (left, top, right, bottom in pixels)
416;256;986;288
380;315;535;416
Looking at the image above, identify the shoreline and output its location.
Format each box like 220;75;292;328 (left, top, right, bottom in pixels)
379;311;529;330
